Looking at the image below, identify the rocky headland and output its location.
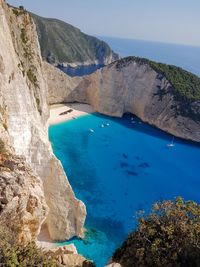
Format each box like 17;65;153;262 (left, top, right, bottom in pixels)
46;57;200;142
31;12;119;76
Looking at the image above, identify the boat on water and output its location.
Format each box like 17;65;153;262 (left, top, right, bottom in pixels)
167;136;175;147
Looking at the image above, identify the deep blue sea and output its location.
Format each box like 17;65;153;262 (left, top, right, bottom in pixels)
49;113;200;267
99;36;200;77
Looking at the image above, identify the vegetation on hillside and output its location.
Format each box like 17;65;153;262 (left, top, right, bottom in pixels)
150;61;200;101
116;57;200;102
0;225;58;267
31;13;117;64
113;197;200;267
0;223;96;267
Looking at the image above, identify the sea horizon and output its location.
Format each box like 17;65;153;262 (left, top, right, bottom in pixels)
99;36;200;77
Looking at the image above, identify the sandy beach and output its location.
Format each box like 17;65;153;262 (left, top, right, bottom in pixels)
37;225;57;250
48;103;94;125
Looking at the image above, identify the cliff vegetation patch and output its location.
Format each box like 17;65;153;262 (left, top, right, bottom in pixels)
0;224;58;267
113;197;200;267
116;57;200;102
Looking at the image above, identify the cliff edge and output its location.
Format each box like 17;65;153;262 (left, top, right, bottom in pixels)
0;1;86;242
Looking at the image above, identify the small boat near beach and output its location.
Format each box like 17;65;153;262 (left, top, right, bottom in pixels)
167;136;175;147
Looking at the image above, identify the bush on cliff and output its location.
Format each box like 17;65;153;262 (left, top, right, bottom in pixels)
0;224;96;267
112;197;200;267
0;225;58;267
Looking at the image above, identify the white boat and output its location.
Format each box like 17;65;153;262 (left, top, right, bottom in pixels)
167;137;175;147
101;124;105;128
89;128;94;133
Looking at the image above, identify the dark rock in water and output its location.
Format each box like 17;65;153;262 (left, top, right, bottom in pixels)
138;162;150;168
120;162;129;168
126;170;138;176
122;153;128;159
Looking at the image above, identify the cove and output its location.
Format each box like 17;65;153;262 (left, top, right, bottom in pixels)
49;113;200;267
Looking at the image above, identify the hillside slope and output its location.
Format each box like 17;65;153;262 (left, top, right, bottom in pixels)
31;13;118;65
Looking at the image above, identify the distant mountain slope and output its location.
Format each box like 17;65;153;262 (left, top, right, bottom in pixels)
31;13;118;65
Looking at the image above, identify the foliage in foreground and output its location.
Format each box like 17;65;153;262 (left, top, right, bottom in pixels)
113;197;200;267
0;224;96;267
0;225;58;267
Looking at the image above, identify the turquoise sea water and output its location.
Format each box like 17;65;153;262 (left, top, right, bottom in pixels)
49;113;200;267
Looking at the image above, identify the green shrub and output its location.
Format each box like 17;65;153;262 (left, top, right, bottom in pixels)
0;225;58;267
0;138;6;154
3;123;7;131
27;69;38;88
21;28;28;44
113;197;200;267
35;97;42;115
12;8;19;16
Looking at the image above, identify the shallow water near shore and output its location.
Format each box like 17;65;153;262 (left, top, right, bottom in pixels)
49;113;200;267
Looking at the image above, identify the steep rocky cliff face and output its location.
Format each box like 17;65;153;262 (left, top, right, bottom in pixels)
46;57;200;142
44;62;82;105
0;108;48;244
0;0;86;242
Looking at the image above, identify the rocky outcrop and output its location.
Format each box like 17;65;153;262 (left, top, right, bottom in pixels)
0;0;86;242
46;57;200;142
47;245;94;267
0;151;48;245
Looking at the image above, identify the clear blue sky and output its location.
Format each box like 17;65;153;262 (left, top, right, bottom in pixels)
7;0;200;46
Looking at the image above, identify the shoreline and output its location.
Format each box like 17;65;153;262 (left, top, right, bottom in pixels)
48;103;94;126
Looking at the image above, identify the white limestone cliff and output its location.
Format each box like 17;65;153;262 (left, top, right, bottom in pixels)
45;58;200;142
0;0;86;242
